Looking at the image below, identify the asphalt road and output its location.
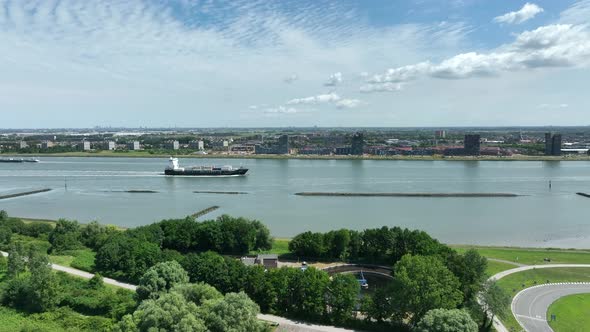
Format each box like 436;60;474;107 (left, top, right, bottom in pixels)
512;283;590;332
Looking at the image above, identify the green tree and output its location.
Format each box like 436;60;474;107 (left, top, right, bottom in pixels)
7;243;26;277
0;226;12;245
88;273;105;289
48;219;82;253
0;210;7;221
182;251;244;293
327;274;359;323
127;292;207;332
171;283;223;305
80;221;112;249
291;267;330;319
27;251;60;312
289;231;325;258
137;261;189;300
479;280;510;331
389;255;463;324
202;292;265;332
414;308;478;332
95;234;161;282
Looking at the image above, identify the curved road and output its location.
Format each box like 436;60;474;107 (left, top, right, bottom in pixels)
512;283;590;332
488;263;590;332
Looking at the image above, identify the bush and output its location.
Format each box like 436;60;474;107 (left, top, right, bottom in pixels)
48;219;82;253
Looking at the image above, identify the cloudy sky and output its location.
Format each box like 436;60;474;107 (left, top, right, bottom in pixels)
0;0;589;128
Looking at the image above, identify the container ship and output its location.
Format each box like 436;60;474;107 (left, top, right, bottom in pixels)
164;157;248;176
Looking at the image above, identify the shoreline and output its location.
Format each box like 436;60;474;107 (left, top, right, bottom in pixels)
4;151;590;161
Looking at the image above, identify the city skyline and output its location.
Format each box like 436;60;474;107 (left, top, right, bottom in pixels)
1;0;589;128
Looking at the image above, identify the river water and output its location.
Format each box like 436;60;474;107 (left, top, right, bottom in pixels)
0;157;589;248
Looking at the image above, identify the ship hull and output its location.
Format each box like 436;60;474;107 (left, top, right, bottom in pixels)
165;168;248;176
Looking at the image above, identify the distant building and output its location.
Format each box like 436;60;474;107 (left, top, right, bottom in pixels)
240;254;278;269
105;141;116;151
164;141;179;150
41;141;54;149
81;141;91;151
334;147;352;155
189;140;205;150
464;134;481;156
255;135;289;154
128;141;141;150
435;130;446;139
18;141;28;149
545;133;562;156
351;132;364;155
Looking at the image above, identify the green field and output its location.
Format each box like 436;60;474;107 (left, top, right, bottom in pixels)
251;238;291;256
50;249;96;272
548;293;590;332
453;245;590;265
485;260;519;276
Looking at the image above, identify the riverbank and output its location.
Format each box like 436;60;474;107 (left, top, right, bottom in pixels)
4;151;590;161
0;188;51;200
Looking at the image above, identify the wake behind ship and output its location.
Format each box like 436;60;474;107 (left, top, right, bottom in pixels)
164;157;248;176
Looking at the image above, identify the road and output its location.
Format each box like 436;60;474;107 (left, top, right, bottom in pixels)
488;263;590;332
512;283;590;332
0;251;359;332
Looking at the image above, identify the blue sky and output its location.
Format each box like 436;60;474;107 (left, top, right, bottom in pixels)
0;0;589;128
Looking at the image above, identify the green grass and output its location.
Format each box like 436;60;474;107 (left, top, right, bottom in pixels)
7;234;52;253
486;260;519;276
548;293;590;332
496;268;590;332
453;245;590;265
251;238;291;256
49;249;96;272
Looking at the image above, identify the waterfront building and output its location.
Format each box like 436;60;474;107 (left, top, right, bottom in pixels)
105;141;116;151
189;140;205;150
255;135;290;154
351;132;364;155
41;141;54;149
335;147;352;155
128;141;141;150
18;141;28;149
164;140;180;150
81;141;91;151
545;133;562;156
464;134;481;156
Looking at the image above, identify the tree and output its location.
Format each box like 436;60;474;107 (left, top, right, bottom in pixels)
88;273;105;289
327;274;359;323
95;234;161;282
325;229;351;260
459;249;488;301
171;283;223;305
80;221;112;249
290;267;330;319
137;261;189;300
0;210;7;221
27;251;59;312
414;309;478;332
7;243;26;277
48;219;82;253
289;231;325;258
0;226;12;245
181;251;244;294
389;255;463;324
479;280;510;331
202;292;265;332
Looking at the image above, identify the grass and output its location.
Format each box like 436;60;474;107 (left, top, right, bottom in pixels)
49;249;96;272
250;238;291;256
486;260;519;276
496;268;590;332
548;293;590;332
0;307;78;332
453;245;590;265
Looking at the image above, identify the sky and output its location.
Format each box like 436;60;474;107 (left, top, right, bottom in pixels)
0;0;589;128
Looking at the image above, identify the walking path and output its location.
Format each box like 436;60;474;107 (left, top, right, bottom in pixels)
0;251;357;332
488;263;590;332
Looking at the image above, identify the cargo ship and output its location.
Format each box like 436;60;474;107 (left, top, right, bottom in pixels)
164;157;248;176
0;157;40;163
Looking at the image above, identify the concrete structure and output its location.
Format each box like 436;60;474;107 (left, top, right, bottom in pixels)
241;254;278;269
351;132;364;155
464;134;481;155
41;141;54;149
81;141;91;151
189;140;205;150
18;141;28;149
545;133;562;156
127;141;141;150
435;130;446;139
164;140;179;150
334;147;352;155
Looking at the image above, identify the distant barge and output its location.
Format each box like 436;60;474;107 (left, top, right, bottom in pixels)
165;157;248;176
0;157;39;163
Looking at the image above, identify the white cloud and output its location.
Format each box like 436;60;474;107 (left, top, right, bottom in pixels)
335;99;362;109
494;3;544;25
286;93;341;105
560;0;590;24
324;72;343;86
538;103;569;109
264;106;298;114
365;24;590;86
360;82;403;93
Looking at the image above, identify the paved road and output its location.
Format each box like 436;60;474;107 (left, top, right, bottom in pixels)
512;283;590;332
488;263;590;332
1;251;357;332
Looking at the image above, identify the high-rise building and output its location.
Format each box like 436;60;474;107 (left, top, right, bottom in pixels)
277;135;289;154
164;141;179;150
545;133;562;156
81;141;91;151
351;132;364;155
128;141;141;150
255;135;289;154
464;134;481;156
106;141;116;151
435;130;446;139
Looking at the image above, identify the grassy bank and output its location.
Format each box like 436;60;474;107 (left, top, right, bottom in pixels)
548;293;590;332
452;245;590;266
6;150;590;161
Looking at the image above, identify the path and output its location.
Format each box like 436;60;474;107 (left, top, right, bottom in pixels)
0;251;358;332
488;263;590;332
512;283;590;332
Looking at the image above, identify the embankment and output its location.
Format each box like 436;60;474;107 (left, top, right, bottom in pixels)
295;192;520;197
191;206;220;218
0;188;52;200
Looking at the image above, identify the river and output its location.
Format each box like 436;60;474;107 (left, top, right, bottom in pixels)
1;157;589;248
